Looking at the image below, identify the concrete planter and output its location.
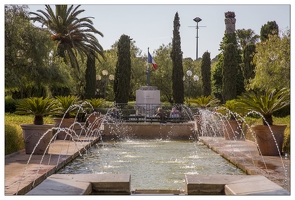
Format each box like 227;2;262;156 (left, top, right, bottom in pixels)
251;124;286;156
222;120;243;140
20;124;54;155
73;122;86;137
86;113;102;131
53;118;75;140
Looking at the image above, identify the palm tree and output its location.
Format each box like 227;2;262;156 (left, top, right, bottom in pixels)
236;88;290;125
236;28;259;50
29;5;104;71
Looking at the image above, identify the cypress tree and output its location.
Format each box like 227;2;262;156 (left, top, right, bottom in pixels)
201;51;211;96
170;12;184;104
222;43;237;102
212;54;223;101
241;44;256;86
85;53;96;99
114;34;131;104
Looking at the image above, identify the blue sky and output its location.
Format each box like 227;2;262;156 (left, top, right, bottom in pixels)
22;1;291;60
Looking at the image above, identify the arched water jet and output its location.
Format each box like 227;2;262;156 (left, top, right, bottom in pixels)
11;102;290;194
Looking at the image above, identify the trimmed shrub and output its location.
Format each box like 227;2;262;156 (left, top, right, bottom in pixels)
5;96;16;113
5;123;24;155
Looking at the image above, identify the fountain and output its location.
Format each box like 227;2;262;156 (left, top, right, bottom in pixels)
6;102;290;195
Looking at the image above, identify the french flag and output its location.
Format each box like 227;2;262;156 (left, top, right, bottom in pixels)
148;52;158;70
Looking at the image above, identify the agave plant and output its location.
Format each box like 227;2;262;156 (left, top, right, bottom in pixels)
55;95;79;118
189;95;220;109
15;97;59;125
236;88;290;125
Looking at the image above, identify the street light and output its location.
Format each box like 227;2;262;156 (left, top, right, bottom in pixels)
100;70;114;100
193;17;202;60
186;70;193;102
96;75;102;97
102;70;108;99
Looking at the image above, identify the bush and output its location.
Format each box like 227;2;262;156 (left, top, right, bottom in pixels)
5;123;24;155
5;96;16;113
5;114;54;155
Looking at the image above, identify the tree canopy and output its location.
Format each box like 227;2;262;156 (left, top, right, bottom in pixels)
249;31;290;90
29;5;104;71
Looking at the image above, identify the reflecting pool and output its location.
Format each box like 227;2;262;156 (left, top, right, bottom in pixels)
58;139;245;190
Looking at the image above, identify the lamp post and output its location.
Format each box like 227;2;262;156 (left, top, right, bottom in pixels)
185;70;199;106
100;70;114;100
96;74;102;98
193;17;202;60
101;70;108;99
186;70;193;101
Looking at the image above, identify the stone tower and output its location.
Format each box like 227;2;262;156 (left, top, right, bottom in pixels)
224;11;236;34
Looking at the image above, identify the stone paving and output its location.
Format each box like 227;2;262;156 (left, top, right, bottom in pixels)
199;137;290;192
5;137;100;195
4;135;290;195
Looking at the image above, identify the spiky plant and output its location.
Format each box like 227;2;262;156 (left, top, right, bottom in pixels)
55;95;79;118
86;98;105;112
16;97;59;125
236;88;290;125
189;95;220;109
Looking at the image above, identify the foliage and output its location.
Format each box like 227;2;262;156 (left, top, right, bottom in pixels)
211;56;223;101
183;58;202;99
5;5;61;98
241;44;256;85
236;88;290;125
5;96;17;113
216;30;243;103
5;123;24;155
15;97;60;125
249;31;290;90
114;34;131;104
86;98;105;112
29;5;104;71
189;95;220;109
5;113;54;155
201;51;211;96
171;12;184;104
222;43;238;102
236;28;259;50
224;11;235;18
129;41;146;100
216;99;246;120
260;21;279;42
151;44;173;102
55;95;79;118
85;53;96;99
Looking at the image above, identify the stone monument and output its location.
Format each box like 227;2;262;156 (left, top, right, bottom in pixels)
135;86;161;117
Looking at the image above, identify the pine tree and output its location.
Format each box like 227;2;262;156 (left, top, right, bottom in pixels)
201;51;211;96
260;21;279;42
170;12;184;104
114;34;131;104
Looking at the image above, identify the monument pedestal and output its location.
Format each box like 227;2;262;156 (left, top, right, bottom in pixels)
135;86;161;117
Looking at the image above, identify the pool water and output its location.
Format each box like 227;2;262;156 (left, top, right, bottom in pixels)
58;139;245;190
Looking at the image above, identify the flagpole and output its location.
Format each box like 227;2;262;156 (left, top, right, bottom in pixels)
146;47;151;86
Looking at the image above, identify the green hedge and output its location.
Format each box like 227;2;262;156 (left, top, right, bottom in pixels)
5;123;24;155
